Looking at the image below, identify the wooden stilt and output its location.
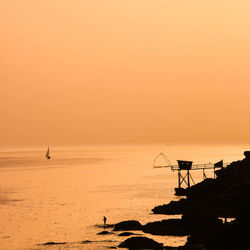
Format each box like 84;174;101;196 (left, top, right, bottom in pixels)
203;169;207;180
178;170;181;188
187;169;190;188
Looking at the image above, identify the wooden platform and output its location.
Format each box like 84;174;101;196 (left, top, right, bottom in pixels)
153;153;229;191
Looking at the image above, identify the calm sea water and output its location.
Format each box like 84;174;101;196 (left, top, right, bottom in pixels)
0;145;247;249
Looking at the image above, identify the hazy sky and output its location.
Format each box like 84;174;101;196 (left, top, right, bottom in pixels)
1;0;250;147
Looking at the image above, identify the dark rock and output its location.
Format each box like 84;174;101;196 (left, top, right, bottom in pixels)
42;241;66;245
118;232;136;236
182;219;250;250
143;217;223;237
181;235;207;250
113;220;142;231
118;151;250;249
244;151;250;158
118;236;163;249
185;178;222;201
97;230;114;235
178;151;250;249
143;219;190;236
175;188;187;196
152;198;186;215
206;220;250;249
215;155;250;184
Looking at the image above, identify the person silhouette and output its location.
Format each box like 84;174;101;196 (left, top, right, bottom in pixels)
103;216;107;227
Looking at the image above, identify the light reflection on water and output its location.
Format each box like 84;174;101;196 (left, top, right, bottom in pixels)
0;145;246;249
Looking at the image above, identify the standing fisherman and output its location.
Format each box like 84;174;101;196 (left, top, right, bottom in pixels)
103;216;107;228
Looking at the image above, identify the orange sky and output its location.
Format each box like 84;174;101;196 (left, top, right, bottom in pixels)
0;0;250;147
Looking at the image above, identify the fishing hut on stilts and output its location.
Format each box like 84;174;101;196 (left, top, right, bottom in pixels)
153;153;225;195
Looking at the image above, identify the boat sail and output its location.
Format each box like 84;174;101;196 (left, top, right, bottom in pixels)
46;147;50;159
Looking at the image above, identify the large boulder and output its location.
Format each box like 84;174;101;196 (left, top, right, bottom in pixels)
113;220;142;231
118;236;163;249
143;219;190;236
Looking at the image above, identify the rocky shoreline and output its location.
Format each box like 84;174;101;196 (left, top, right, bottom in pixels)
114;151;250;249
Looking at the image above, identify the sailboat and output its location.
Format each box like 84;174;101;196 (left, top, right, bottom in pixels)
46;147;51;159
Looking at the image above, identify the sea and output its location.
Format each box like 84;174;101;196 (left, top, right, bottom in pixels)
0;144;247;249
